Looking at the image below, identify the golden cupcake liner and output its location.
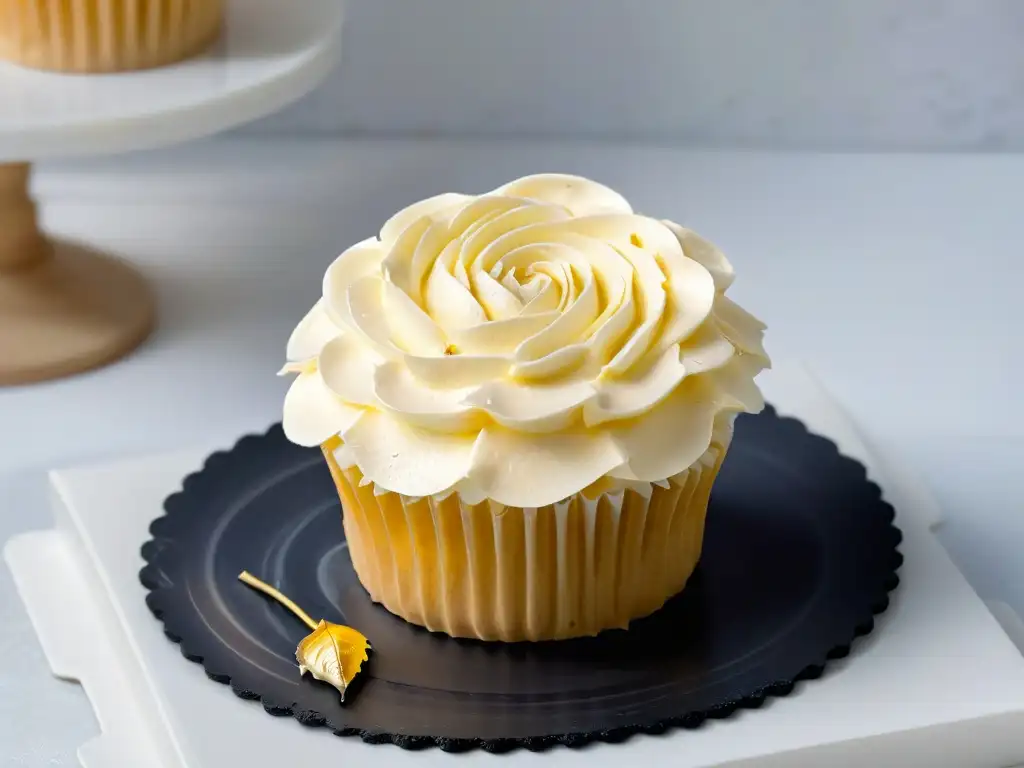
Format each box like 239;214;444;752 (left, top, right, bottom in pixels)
0;0;224;73
322;434;732;642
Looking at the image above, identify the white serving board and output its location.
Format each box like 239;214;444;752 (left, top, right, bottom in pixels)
7;361;1024;768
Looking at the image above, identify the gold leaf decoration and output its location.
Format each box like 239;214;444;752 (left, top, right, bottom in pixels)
296;621;371;701
238;571;371;702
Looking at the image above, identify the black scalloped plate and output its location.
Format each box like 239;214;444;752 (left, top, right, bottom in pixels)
140;406;902;752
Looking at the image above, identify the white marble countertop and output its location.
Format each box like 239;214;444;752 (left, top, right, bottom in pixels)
2;138;1021;765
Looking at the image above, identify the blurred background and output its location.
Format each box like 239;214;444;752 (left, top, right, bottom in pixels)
244;0;1024;150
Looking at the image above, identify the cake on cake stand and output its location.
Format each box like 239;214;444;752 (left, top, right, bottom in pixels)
0;0;343;386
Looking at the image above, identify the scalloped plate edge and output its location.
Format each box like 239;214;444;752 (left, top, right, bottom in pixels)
138;404;903;752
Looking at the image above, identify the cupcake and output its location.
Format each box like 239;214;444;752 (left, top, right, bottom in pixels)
0;0;223;73
281;174;769;642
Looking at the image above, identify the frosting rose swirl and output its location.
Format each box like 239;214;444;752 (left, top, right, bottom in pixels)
282;174;770;507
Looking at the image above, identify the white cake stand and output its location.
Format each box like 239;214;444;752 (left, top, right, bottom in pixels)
0;0;343;386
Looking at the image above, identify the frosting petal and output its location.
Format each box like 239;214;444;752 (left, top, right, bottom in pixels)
607;382;719;482
318;333;380;407
286;299;342;362
379;193;469;247
339;410;476;498
283;370;363;447
465;426;626;508
381;281;447;355
449;312;558;355
679;323;737;375
464;378;596;433
403;353;511;388
492;174;633;216
424;241;489;333
322;238;385;328
663;221;736;293
372;361;481;432
713;294;771;365
585;346;687;427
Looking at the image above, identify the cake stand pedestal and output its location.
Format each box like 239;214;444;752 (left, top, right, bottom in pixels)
0;0;343;386
0;163;155;385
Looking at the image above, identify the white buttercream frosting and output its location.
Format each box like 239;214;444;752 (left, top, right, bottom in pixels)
281;174;770;507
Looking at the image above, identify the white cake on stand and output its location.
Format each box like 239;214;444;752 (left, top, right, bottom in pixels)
0;0;343;386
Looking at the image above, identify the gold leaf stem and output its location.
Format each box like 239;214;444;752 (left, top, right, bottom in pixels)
238;570;319;631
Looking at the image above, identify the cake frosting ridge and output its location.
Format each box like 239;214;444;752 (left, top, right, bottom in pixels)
281;174;770;508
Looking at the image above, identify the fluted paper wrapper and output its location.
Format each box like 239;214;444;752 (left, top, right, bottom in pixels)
323;437;731;642
0;0;223;73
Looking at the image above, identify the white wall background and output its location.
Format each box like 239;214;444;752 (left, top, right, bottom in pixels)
241;0;1024;151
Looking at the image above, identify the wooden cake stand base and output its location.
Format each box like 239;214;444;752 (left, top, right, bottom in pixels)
0;163;155;386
